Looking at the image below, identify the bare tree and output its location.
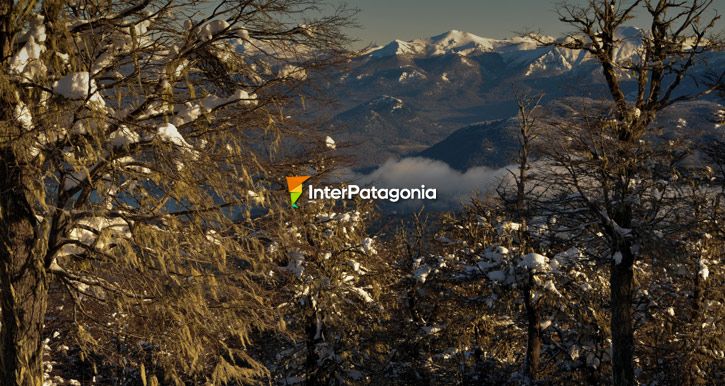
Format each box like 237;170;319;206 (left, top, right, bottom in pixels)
498;92;545;383
262;192;396;384
539;1;722;384
0;0;353;384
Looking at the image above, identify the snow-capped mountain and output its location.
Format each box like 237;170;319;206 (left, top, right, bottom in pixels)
364;28;648;77
315;30;723;169
367;30;532;58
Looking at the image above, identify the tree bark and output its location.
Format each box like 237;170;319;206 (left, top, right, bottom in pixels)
610;246;634;386
0;149;48;386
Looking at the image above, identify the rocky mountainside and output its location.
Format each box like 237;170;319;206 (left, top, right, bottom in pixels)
314;29;723;169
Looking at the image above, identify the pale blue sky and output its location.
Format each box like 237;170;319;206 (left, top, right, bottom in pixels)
340;0;723;47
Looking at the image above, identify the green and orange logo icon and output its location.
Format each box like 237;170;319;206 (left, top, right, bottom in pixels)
286;176;310;208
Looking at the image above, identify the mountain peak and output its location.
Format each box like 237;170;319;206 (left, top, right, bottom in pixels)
369;39;425;58
430;29;471;41
428;30;500;55
367;30;533;59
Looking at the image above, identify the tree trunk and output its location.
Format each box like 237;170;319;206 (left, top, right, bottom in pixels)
0;149;48;386
304;296;323;386
0;258;47;386
610;246;634;386
523;271;542;384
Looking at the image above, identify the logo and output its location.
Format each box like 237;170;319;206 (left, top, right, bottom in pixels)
286;176;310;208
285;175;437;207
308;184;436;202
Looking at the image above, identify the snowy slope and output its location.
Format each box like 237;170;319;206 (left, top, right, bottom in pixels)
316;29;724;169
366;30;531;59
365;28;649;77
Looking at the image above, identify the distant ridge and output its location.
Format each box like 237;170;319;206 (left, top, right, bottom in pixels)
320;29;724;169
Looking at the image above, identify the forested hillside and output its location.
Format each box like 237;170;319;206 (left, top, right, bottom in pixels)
0;1;722;385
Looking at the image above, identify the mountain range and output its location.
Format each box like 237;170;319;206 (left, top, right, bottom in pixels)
312;29;723;170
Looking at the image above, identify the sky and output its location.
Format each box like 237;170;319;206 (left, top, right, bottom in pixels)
340;0;723;48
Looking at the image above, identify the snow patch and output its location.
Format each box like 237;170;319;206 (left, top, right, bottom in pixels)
487;270;506;282
109;126;140;148
199;89;257;112
278;64;307;81
10;15;47;75
350;287;374;303
58;217;131;257
157;123;192;148
197;19;230;41
539;320;552;330
422;325;442;335
325;136;336;149
361;237;377;255
496;221;522;235
699;260;709;281
612;251;623;265
519;253;549;271
543;280;562;297
172;102;202;126
398;70;426;83
414;264;432;283
14;101;33;129
53;72;96;99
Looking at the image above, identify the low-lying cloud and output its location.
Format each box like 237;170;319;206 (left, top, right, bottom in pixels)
334;157;514;211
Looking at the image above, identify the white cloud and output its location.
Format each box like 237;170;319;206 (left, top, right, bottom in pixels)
333;157;513;210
